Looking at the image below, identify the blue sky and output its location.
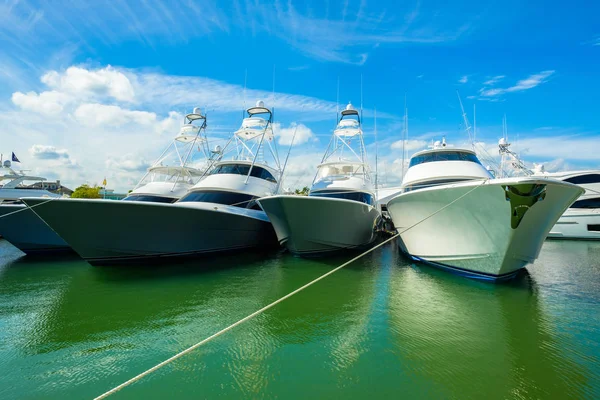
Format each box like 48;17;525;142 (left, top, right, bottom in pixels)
1;0;599;190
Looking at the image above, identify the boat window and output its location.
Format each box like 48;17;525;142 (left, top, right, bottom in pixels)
209;164;277;183
588;225;600;232
309;190;374;206
564;174;600;185
570;198;600;209
122;195;178;203
409;151;482;167
178;190;260;209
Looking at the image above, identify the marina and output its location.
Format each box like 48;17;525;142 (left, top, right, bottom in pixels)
1;1;599;398
0;238;599;398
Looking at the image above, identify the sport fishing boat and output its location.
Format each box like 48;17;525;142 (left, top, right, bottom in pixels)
258;102;381;256
0;110;209;255
23;101;282;264
386;138;584;280
0;160;67;253
498;138;600;240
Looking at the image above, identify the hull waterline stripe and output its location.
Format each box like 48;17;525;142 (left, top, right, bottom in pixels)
93;180;487;400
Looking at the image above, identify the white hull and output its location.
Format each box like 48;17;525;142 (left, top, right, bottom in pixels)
387;178;583;279
0;204;70;254
257;195;381;256
548;209;600;240
21;198;277;264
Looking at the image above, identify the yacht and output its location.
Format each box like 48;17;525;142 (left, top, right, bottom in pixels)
23;101;282;264
498;138;600;240
386;138;584;280
258;103;381;256
531;167;600;240
0;161;67;253
0;110;209;255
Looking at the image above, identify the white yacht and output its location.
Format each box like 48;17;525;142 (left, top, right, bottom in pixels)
258;103;381;256
498;138;600;240
0;110;209;255
23;101;282;264
531;167;600;240
0;161;67;253
386;138;584;280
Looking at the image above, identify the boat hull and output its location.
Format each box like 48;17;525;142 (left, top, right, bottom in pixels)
21;198;277;264
0;203;70;254
547;209;600;240
387;178;583;279
257;195;381;256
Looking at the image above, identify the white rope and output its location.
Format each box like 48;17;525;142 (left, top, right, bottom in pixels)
0;197;60;220
93;180;487;400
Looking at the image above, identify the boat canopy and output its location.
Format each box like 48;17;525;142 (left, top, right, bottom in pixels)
234;117;274;141
176;124;208;143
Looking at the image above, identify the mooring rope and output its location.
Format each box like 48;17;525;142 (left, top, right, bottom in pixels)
93;180;488;400
0;197;61;220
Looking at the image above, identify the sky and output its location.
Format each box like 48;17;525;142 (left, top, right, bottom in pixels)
1;0;599;191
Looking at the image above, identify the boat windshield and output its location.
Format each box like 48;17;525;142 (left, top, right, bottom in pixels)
564;174;600;185
145;170;195;184
315;163;366;181
209;163;277;183
309;190;374;206
122;195;178;203
409;151;482;168
177;190;261;209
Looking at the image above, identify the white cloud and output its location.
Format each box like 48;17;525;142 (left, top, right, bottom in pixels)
274;122;315;146
483;75;505;85
11;90;70;115
479;70;555;97
459;75;468;84
29;145;70;160
74;103;157;127
41;66;135;102
105;154;151;173
390;139;428;152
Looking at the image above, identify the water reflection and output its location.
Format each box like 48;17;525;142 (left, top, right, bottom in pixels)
387;253;590;399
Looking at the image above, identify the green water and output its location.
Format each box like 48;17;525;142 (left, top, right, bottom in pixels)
0;239;598;399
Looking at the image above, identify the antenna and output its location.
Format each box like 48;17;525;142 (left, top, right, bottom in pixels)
336;76;340;121
456;90;473;144
243;69;248;117
276;110;303;193
374;107;379;197
401;94;407;178
360;74;364;122
272;64;276;117
473;104;477;143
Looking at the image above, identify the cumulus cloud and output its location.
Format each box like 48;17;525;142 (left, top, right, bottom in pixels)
479;70;555;97
29;145;70;160
74;103;157;127
41;66;135;102
274;122;315;146
11;90;70;115
459;75;468;84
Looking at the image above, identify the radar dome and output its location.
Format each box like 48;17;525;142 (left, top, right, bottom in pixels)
256;100;265;108
193;107;202;115
434;140;441;148
3;160;11;168
345;102;355;111
214;145;222;153
499;137;508;145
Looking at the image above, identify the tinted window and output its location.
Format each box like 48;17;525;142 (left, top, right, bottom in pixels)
588;225;600;232
209;164;276;183
178;190;260;209
564;174;600;185
409;151;482;168
310;190;374;206
123;195;177;203
571;198;600;209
